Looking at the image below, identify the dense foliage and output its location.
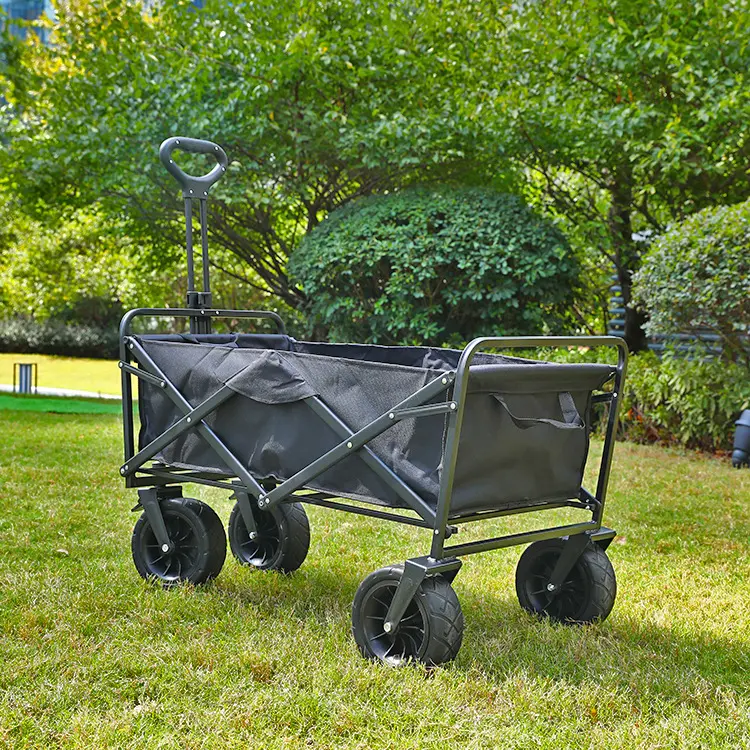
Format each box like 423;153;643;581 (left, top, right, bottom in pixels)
0;317;120;359
0;203;148;324
459;0;750;349
290;187;578;345
0;0;492;309
4;0;750;348
621;351;750;451
0;192;299;334
632;200;750;365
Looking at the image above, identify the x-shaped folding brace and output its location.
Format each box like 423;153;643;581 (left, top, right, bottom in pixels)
120;336;455;524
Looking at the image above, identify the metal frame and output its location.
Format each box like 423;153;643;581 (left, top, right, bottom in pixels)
120;310;627;629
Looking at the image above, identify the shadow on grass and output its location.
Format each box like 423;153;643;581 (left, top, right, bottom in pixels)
202;558;749;695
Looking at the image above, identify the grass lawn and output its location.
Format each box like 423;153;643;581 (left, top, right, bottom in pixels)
0;394;122;415
0;353;120;396
1;409;749;749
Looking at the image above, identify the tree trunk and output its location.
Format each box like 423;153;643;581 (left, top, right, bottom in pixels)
607;172;648;353
618;269;648;353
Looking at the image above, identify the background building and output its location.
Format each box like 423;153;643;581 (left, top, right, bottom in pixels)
1;0;54;41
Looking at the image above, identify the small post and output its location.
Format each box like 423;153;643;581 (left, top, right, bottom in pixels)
13;362;38;394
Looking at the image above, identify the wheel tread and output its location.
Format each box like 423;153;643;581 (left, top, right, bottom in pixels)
515;539;617;624
352;566;463;667
228;500;309;573
131;496;226;587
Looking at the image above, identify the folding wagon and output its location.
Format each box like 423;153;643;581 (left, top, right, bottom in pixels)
119;137;628;666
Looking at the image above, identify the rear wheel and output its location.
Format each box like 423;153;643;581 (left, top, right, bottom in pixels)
228;500;309;573
515;539;616;624
352;565;464;666
131;497;226;586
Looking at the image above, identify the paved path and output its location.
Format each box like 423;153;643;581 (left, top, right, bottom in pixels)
0;384;120;400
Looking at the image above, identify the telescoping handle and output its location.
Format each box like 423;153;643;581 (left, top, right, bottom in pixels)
159;136;229;334
159;136;228;198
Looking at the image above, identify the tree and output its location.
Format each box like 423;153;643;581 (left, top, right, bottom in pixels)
0;0;493;310
454;0;750;350
0;198;166;323
0;192;295;328
632;199;750;366
290;186;579;345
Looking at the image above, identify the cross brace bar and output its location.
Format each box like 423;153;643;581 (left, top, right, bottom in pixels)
124;336;265;498
257;373;454;514
304;394;446;523
118;361;166;389
121;384;237;476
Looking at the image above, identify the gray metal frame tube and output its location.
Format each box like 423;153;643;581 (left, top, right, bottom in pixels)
443;521;598;557
198;198;211;294
184;198;195;293
119;307;286;338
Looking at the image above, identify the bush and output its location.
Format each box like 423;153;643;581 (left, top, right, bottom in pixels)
632;199;750;364
534;345;749;451
620;350;750;451
0;318;119;359
290;186;579;345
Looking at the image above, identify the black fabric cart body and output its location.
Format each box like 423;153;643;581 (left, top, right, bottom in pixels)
119;136;628;666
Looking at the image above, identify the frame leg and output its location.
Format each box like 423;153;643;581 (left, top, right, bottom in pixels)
545;533;592;593
234;489;259;537
138;488;177;554
384;556;462;632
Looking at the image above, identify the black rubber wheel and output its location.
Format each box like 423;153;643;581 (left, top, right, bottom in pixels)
352;565;464;667
515;539;617;624
228;500;309;573
131;497;226;586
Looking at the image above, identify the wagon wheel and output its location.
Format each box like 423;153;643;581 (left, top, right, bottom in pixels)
515;539;617;624
131;497;226;586
228;500;309;573
351;565;464;667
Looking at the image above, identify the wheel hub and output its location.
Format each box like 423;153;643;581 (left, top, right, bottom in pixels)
236;509;281;568
361;581;427;665
141;513;199;581
527;551;588;620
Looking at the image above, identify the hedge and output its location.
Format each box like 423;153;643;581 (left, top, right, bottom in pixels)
0;318;119;359
620;350;750;452
632;198;750;365
290;186;579;346
540;346;750;452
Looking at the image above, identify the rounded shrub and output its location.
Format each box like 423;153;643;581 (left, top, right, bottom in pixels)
632;199;750;363
289;186;579;345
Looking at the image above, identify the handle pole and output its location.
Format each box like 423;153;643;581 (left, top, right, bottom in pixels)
184;198;195;293
199;198;211;296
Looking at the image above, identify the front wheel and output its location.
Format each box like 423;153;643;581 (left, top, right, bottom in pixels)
131;497;227;586
228;500;309;573
352;565;464;667
515;538;617;624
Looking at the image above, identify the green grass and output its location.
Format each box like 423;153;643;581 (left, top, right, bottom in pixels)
1;410;749;749
0;353;120;395
0;394;122;414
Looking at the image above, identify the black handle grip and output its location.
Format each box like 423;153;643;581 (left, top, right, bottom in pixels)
159;136;228;198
